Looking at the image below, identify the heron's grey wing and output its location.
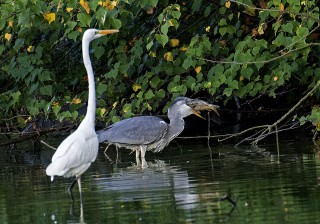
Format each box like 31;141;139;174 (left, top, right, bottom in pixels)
97;116;168;145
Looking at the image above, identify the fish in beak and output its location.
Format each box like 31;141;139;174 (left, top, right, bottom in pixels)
186;98;220;120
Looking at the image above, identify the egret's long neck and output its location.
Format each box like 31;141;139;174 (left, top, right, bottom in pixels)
82;38;96;127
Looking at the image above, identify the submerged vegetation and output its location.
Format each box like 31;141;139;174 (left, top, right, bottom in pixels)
0;0;319;142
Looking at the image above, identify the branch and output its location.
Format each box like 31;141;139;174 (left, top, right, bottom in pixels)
0;124;73;147
229;0;318;19
200;43;320;66
249;81;320;145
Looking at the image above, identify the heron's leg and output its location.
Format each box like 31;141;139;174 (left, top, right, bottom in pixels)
140;146;148;168
140;146;146;158
141;157;147;168
135;149;140;158
68;178;77;201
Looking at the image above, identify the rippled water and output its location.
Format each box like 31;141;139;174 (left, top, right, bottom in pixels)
1;138;320;224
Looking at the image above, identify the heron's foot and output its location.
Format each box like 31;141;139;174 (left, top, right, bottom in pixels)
141;157;148;168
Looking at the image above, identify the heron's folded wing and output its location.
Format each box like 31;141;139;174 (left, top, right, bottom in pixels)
97;116;168;145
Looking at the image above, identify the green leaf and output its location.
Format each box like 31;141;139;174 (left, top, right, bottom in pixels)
146;40;153;50
97;83;108;95
39;71;52;82
150;76;161;88
182;58;194;70
218;18;227;26
77;13;92;27
155;34;168;47
161;21;170;35
296;26;309;38
192;0;202;11
94;46;105;59
144;89;155;99
224;88;233;97
0;20;5;30
219;27;227;36
204;6;211;17
241;68;253;80
281;23;293;33
13;39;24;51
155;89;165;98
53;105;61;116
40;85;52;96
111;18;122;29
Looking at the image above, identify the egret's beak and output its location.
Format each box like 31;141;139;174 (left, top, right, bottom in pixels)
187;98;220;119
98;29;119;35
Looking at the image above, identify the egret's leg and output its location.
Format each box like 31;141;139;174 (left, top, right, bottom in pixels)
68;178;77;201
78;177;83;204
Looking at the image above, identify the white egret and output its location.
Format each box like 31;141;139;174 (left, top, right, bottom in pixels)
46;28;119;201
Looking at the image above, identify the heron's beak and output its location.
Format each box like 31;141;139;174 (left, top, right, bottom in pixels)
192;109;206;120
187;99;220;118
98;29;119;35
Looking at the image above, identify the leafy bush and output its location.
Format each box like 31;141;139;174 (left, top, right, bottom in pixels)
0;0;319;132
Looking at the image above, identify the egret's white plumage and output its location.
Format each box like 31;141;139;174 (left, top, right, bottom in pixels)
46;28;119;201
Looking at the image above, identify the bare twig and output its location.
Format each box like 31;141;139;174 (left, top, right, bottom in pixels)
40;140;57;150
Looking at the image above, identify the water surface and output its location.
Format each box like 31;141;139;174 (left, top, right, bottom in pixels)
1;139;320;223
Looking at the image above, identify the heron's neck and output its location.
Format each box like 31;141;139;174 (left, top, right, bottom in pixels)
82;39;96;127
167;116;185;143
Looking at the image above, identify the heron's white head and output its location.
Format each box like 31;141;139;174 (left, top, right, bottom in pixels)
83;28;119;42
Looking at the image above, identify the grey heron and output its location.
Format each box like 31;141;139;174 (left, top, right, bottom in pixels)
97;97;219;161
46;28;119;201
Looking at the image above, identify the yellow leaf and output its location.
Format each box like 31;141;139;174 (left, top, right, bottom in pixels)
169;39;180;47
279;3;284;11
4;33;11;41
57;1;62;11
258;23;265;35
195;66;202;74
132;83;142;92
112;102;118;109
147;102;152;111
164;52;173;61
44;12;56;24
53;102;59;107
80;0;90;13
169;19;174;26
27;46;33;52
225;1;231;8
100;108;106;116
179;46;187;51
8;21;13;27
205;26;211;32
149;51;156;57
71;98;82;104
66;7;73;12
77;27;83;32
239;75;244;81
